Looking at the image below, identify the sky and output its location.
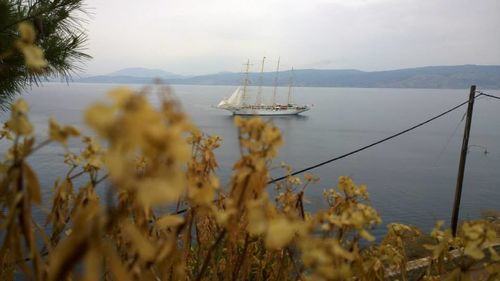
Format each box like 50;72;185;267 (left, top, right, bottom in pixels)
82;0;500;76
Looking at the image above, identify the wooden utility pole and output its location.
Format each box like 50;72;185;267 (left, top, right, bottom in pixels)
451;85;476;236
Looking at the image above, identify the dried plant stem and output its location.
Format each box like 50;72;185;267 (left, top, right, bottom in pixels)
16;162;31;276
287;248;304;281
296;191;305;220
232;233;250;281
275;249;287;280
27;139;51;157
183;209;194;272
195;229;226;281
68;169;85;180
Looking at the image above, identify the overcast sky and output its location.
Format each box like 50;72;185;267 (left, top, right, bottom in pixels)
83;0;500;75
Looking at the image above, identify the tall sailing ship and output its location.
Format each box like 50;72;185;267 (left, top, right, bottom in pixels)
217;58;310;116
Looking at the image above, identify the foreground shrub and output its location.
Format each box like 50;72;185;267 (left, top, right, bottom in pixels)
0;86;499;280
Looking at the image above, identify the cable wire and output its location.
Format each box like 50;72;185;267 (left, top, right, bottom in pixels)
477;91;500;100
174;91;486;215
433;112;466;166
267;94;482;184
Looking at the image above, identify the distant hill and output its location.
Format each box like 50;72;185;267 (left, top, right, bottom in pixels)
78;75;156;84
78;65;500;89
78;67;185;83
106;67;185;79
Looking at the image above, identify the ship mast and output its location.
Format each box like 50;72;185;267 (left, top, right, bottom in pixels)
272;57;280;105
242;59;251;106
287;67;294;105
256;56;265;106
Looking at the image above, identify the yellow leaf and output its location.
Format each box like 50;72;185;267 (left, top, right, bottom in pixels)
106;245;133;281
6;99;33;135
211;206;236;226
360;229;375;241
489;247;500;262
82;246;101;281
156;214;184;229
49;118;80;145
137;176;184;208
265;217;296;250
246;197;270;235
107;87;135;108
19;44;47;70
17;22;35;44
14;98;29;113
24;163;41;204
84;103;115;137
0;128;13;140
304;172;319;182
122;222;156;262
464;244;484;260
46;225;89;281
49;118;64;143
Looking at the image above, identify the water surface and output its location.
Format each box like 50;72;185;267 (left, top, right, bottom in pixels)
2;83;499;238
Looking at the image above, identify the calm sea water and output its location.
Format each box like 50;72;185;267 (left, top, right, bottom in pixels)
1;83;499;238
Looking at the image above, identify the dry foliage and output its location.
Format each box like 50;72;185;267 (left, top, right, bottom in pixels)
1;18;499;281
0;85;499;281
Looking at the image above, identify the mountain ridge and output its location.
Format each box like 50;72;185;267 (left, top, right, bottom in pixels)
106;67;185;79
77;65;500;89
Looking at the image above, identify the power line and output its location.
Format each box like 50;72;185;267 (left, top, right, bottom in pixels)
433;112;466;166
267;94;482;184
175;91;492;215
477;91;500;100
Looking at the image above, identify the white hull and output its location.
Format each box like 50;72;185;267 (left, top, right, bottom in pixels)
222;106;310;116
217;60;310;116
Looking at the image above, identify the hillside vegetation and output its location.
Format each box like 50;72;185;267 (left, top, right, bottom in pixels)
78;65;500;89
